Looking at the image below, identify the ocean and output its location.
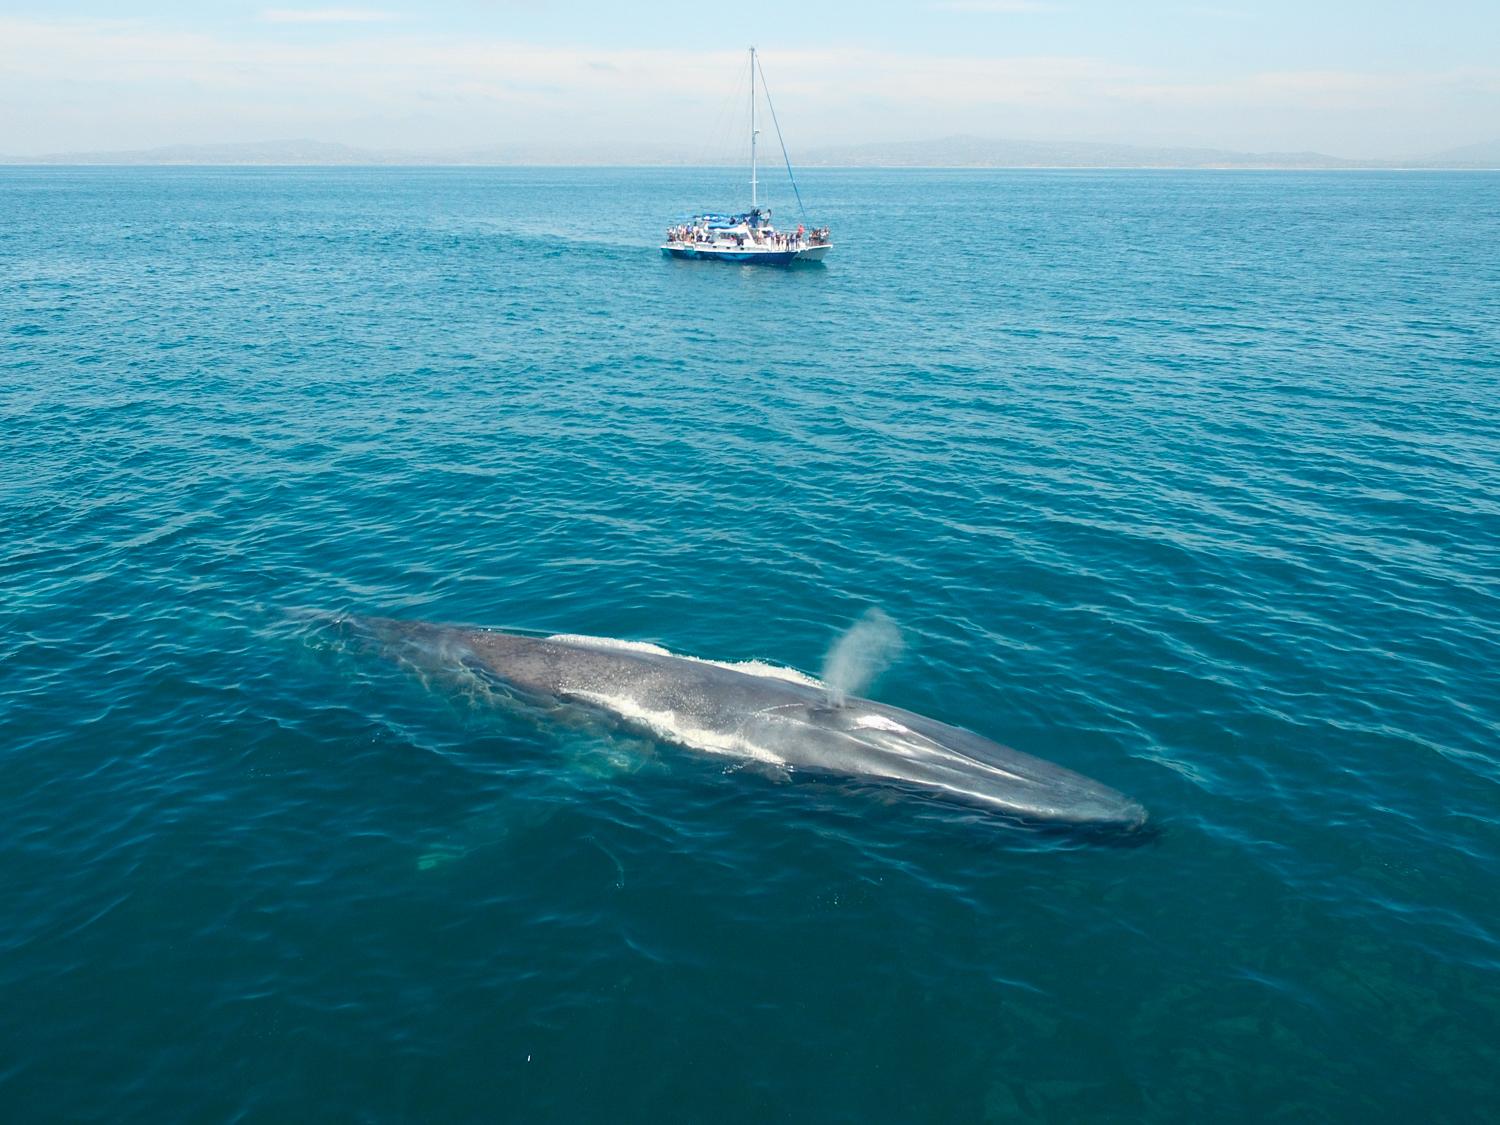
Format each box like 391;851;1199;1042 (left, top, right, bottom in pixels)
2;165;1498;1122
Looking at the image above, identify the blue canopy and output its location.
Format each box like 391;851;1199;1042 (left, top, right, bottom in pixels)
679;208;772;229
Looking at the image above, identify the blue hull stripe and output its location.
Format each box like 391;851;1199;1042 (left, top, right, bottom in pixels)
663;247;800;266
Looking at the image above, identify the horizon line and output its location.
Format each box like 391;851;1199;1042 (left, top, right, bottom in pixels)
4;161;1498;171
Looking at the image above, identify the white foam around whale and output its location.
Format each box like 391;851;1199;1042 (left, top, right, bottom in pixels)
547;634;825;689
568;689;788;767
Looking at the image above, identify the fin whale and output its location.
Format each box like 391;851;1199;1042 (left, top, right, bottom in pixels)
364;619;1150;833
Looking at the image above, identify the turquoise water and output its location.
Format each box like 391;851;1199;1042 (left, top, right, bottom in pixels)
3;166;1498;1122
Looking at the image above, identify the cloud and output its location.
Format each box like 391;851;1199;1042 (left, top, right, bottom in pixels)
260;8;395;22
0;16;1494;156
1111;69;1423;110
0;20;1131;110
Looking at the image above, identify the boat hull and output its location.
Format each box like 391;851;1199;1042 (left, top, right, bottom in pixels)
662;243;831;266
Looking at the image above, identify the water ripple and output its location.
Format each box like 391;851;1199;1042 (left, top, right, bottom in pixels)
2;167;1498;1122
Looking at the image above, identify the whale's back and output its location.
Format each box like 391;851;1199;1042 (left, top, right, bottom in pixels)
451;630;1147;830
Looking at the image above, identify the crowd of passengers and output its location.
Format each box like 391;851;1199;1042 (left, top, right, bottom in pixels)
665;223;831;249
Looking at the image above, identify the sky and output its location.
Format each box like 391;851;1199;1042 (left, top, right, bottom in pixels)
1;2;1497;158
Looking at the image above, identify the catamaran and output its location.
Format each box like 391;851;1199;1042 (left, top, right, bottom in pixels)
662;47;832;265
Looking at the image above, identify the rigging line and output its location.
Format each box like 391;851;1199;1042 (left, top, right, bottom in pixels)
754;54;809;224
693;60;750;195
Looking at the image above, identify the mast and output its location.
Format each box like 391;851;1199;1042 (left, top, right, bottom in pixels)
749;46;758;209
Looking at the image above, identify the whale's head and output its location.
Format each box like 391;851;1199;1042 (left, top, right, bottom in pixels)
812;706;1152;835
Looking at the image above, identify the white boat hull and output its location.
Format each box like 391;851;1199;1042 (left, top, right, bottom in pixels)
661;242;831;266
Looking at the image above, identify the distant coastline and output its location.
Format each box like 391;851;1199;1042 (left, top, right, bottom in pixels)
4;135;1497;171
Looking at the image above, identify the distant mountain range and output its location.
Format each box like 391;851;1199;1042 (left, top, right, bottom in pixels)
801;135;1500;169
4;135;1497;169
0;139;684;167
